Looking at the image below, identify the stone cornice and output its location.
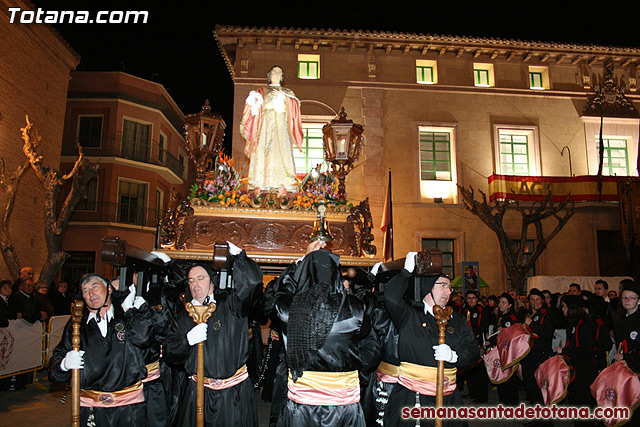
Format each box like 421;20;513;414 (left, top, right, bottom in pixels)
214;25;640;81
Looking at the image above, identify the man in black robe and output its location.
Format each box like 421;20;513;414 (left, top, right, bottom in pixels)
163;242;263;427
49;273;153;426
273;240;370;427
461;289;489;403
383;252;478;427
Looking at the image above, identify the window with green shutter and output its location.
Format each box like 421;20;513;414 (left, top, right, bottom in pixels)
420;131;452;181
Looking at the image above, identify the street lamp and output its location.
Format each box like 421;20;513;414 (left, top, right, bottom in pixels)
322;107;364;202
184;100;226;196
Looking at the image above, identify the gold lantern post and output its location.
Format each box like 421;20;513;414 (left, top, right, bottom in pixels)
184;100;226;196
322;107;364;202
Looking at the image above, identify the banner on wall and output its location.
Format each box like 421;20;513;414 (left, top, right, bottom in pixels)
0;319;43;378
488;174;619;202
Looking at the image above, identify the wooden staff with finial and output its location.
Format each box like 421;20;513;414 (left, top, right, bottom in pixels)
433;304;453;427
70;300;84;427
184;299;216;427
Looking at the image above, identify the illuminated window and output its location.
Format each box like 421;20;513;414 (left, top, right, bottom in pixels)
417;124;458;202
298;54;320;79
293;123;327;177
528;66;549;90
422;238;455;277
597;137;629;176
473;63;495;87
416;60;438;84
419;130;451;181
494;125;540;176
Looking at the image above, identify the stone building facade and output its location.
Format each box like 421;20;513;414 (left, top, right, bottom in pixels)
215;26;640;294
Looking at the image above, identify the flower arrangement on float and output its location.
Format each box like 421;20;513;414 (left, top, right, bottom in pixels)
189;155;349;210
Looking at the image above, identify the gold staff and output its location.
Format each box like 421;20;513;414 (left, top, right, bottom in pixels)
433;304;453;427
184;300;216;427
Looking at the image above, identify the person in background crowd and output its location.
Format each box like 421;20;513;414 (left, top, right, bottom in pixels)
49;280;73;316
8;278;44;323
568;283;581;296
594;279;610;302
462;289;489;403
0;279;13;327
542;289;564;328
521;288;556;425
555;295;597;424
608;290;619;309
449;291;464;314
12;266;34;291
516;293;529;322
33;280;54;321
612;280;640;370
493;292;520;406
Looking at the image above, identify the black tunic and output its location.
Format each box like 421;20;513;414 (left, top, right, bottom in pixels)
614;309;640;372
383;270;478;427
520;307;556;406
274;251;369;427
562;319;597;409
163;251;262;427
49;304;153;427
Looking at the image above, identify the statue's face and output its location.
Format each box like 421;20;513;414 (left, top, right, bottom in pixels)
269;67;283;85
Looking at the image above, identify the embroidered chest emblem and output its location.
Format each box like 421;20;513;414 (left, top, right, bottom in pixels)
447;326;455;334
505;322;511;327
630;331;638;340
533;316;539;322
605;387;617;402
472;313;478;319
114;322;125;341
212;320;221;331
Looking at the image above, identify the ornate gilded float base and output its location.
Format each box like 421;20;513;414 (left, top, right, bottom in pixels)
159;195;377;265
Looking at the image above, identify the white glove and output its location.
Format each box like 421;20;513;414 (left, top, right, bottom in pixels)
433;344;458;363
61;350;85;371
121;285;137;312
151;251;171;264
133;296;146;310
370;262;382;277
404;252;418;273
227;241;242;256
187;323;208;346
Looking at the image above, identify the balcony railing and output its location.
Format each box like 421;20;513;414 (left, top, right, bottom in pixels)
62;136;184;178
70;202;160;228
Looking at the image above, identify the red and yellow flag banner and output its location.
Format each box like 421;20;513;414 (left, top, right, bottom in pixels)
488;174;619;203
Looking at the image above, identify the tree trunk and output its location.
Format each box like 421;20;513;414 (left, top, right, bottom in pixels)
0;159;30;280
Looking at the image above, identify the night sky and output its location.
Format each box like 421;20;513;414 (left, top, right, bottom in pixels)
29;0;640;131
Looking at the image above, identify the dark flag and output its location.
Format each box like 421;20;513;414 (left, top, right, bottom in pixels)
381;169;393;261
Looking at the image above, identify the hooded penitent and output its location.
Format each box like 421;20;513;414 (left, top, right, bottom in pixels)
288;250;344;381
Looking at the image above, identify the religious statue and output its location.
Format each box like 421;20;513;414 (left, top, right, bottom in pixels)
240;66;303;193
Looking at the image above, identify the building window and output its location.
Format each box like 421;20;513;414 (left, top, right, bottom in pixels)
158;133;166;163
155;189;164;222
298;54;320;79
528;66;549;90
416;60;437;84
473;63;495;87
293;123;327;177
122;118;151;162
493;125;541;176
419;130;451;181
117;180;147;226
76;177;98;211
597;137;629;176
422;238;455;278
178;151;187;180
76;116;103;148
